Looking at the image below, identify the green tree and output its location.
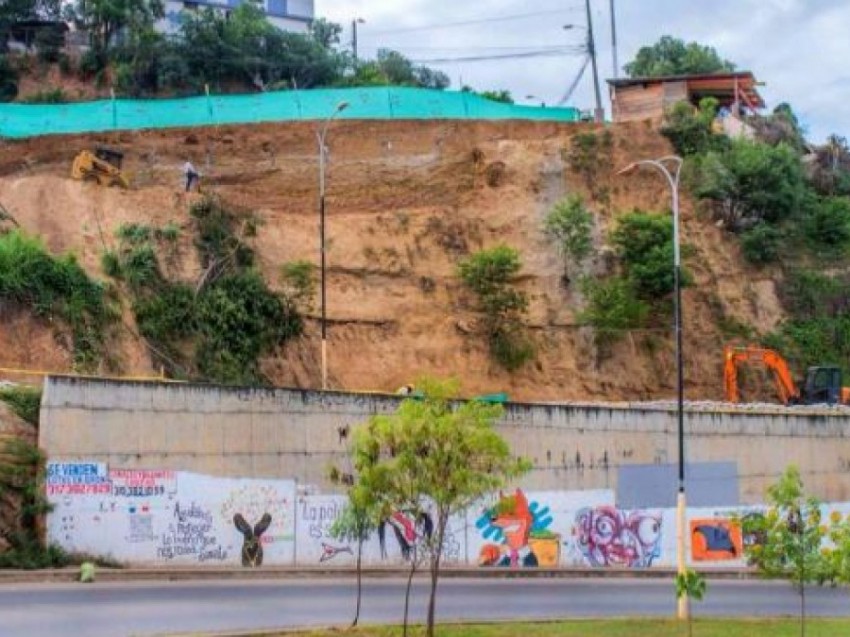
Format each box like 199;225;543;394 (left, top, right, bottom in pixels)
0;0;60;49
743;466;832;637
458;246;534;370
462;85;513;104
740;223;782;265
804;197;850;247
693;139;809;229
544;194;594;274
350;378;529;637
328;499;375;627
675;569;707;637
65;0;164;64
624;35;735;77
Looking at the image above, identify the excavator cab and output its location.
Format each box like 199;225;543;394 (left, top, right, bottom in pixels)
71;146;130;188
94;146;124;169
801;367;844;405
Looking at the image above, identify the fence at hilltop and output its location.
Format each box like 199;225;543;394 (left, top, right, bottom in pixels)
0;87;582;139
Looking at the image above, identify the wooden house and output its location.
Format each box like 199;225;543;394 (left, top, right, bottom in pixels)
607;72;765;123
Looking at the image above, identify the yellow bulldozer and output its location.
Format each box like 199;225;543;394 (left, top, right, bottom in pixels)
71;147;130;188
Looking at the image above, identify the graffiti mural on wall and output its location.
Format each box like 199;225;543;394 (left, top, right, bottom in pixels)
572;506;662;568
691;518;742;562
379;511;434;561
476;489;561;567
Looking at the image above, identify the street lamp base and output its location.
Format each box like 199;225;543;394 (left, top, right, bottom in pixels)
321;338;328;391
677;490;689;620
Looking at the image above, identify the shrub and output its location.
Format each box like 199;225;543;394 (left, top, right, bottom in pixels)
578;276;649;346
21;88;68;104
740;223;782;265
0;386;42;426
280;260;315;309
804;197;850;247
0;231;114;369
662;97;727;156
458;246;534;370
566;131;613;194
544;194;593;266
610;211;687;300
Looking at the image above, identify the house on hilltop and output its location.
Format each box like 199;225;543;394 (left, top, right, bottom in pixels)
158;0;314;34
607;71;765;125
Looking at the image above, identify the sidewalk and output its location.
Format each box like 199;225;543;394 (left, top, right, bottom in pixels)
0;565;756;584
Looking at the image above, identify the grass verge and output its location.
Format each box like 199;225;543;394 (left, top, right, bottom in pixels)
273;619;850;637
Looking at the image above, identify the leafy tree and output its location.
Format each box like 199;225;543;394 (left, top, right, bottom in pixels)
675;569;707;637
350;378;529;637
458;246;534;370
662;97;728;157
309;17;342;49
693;139;809;229
544;194;594;277
751;103;807;152
341;48;449;90
743;466;832;637
65;0;164;65
809;135;850;197
328;500;375;627
624;35;735;77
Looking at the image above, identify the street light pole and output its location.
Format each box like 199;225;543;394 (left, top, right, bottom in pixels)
618;155;686;619
317;101;349;391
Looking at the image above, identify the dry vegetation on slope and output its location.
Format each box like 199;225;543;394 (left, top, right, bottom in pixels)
0;119;785;401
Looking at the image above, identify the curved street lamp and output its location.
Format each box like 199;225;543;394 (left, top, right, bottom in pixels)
618;155;687;619
317;101;349;391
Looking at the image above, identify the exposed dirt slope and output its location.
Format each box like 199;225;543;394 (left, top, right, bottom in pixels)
0;119;784;401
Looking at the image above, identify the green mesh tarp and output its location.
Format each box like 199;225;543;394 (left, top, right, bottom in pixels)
0;87;581;139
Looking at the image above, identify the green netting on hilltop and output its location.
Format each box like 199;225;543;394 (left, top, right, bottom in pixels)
0;87;582;139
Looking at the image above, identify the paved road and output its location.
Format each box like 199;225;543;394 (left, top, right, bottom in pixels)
1;577;847;637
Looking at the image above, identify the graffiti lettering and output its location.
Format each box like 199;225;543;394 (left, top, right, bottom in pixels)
156;502;228;563
300;499;342;539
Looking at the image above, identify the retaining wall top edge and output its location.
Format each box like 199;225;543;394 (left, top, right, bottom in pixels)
40;375;850;419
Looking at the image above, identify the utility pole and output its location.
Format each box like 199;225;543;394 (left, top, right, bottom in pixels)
610;0;619;78
352;18;365;62
585;0;604;122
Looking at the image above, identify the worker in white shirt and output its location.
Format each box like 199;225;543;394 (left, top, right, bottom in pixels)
183;159;200;192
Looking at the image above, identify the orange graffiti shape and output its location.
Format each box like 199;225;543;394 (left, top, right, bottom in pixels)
690;518;743;562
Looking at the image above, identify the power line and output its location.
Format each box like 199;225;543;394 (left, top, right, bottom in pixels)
411;48;586;65
366;8;582;36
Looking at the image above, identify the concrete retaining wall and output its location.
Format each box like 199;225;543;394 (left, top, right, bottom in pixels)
40;376;850;505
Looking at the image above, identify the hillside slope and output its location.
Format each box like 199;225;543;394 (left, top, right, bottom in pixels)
0;119;785;401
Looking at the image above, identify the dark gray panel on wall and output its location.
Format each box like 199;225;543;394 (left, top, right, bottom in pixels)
617;462;739;508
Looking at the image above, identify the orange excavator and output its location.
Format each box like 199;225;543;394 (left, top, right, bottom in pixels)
724;345;850;406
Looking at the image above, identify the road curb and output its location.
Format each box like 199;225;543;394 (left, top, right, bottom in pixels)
0;565;757;584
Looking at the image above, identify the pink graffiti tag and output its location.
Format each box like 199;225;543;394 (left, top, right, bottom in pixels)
573;506;662;568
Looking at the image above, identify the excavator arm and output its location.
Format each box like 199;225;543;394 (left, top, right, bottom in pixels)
723;346;801;405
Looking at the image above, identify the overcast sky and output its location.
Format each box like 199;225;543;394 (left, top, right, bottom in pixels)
318;0;848;142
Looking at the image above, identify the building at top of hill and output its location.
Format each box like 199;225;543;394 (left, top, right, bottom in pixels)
607;71;765;124
158;0;314;34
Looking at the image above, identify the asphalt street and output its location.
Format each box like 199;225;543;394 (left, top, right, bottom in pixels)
0;577;847;637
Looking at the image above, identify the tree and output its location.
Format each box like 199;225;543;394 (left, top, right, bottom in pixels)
675;569;707;637
65;0;164;64
624;35;735;77
328;499;375;627
351;378;529;637
458;246;534;370
544;194;594;280
743;466;831;637
578;276;649;348
693;139;810;229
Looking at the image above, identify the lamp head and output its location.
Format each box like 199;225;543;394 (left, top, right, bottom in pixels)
616;163;637;176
